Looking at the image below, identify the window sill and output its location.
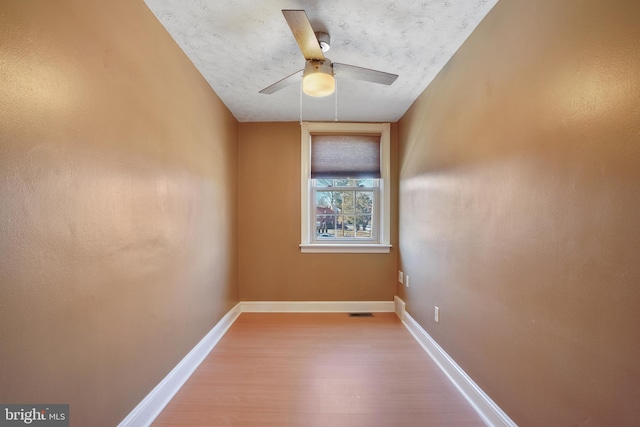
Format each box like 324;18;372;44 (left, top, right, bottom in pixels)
300;244;392;254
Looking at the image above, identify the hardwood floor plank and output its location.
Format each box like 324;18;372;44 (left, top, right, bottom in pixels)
152;313;484;426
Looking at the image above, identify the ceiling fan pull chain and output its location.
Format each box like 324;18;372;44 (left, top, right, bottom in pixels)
299;80;303;124
334;78;338;122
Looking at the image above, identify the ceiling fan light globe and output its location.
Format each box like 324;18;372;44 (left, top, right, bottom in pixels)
303;59;335;97
303;73;335;97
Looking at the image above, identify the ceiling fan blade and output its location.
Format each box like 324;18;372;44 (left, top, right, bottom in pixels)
282;10;325;61
259;69;303;94
333;63;398;85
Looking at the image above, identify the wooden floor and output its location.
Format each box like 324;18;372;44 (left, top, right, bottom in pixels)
152;313;485;427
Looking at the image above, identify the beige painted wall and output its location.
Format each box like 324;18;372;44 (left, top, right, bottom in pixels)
0;1;239;426
397;0;640;425
238;122;398;301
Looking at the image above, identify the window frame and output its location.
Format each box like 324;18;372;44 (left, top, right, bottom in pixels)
300;122;391;254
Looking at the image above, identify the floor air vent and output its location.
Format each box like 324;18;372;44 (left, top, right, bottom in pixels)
348;313;374;317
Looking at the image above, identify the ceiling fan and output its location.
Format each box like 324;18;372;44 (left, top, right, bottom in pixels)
259;10;398;97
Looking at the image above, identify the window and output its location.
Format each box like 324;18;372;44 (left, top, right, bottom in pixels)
300;122;391;253
313;178;378;241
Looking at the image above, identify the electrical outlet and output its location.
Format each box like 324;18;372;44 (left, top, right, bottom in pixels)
398;271;404;284
405;275;410;287
434;306;440;323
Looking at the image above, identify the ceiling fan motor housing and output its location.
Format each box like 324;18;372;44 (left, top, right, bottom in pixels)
315;32;330;52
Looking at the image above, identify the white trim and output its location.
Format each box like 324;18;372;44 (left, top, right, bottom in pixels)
300;243;391;253
301;121;311;245
395;297;517;427
241;300;395;313
394;295;406;320
117;303;242;427
380;123;391;246
300;122;391;251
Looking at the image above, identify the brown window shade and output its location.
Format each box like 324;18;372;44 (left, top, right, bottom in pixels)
311;134;381;178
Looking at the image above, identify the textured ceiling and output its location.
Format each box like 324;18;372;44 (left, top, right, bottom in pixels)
144;0;498;122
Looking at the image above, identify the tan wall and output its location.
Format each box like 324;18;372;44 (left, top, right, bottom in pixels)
397;0;640;425
0;1;239;426
238;122;398;301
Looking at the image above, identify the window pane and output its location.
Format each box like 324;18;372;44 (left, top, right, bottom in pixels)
355;191;373;214
355;215;373;237
316;215;335;237
355;191;373;237
315;178;334;188
315;191;330;207
343;215;355;237
333;214;343;237
340;191;355;214
330;178;375;187
316;192;336;238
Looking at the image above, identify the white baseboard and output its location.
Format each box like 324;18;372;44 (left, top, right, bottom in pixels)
395;297;517;427
394;295;406;320
241;300;394;313
117;303;242;427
